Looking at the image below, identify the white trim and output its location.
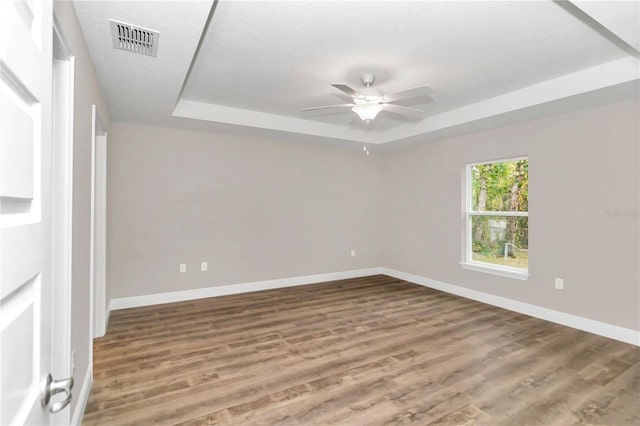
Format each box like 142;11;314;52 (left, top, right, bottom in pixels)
469;211;528;217
463;165;471;264
464;157;529;277
70;365;92;426
110;268;383;310
90;106;107;339
382;267;640;346
51;18;76;426
460;261;529;280
89;106;95;371
469;155;528;167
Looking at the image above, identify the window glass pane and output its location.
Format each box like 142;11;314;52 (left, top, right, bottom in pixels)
471;159;528;212
471;215;528;269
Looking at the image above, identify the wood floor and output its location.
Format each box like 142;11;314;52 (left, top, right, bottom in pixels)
84;275;640;425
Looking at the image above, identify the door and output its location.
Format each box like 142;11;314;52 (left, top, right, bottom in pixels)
0;1;63;424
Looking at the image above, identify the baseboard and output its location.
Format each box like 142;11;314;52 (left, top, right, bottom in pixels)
110;267;383;311
108;266;638;346
382;267;640;346
71;364;92;426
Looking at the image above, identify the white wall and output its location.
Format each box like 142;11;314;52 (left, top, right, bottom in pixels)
53;0;112;416
381;99;639;331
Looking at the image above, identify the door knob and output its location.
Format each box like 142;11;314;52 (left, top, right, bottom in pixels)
41;373;74;413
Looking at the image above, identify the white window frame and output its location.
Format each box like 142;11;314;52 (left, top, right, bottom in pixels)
460;156;529;280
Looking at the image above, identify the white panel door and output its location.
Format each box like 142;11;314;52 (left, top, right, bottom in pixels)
0;0;55;425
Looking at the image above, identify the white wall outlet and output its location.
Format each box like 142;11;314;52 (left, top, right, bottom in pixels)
180;263;186;273
201;261;207;271
555;278;564;290
351;249;356;257
71;348;76;374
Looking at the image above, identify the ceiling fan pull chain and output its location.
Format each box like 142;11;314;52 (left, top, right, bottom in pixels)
364;120;370;156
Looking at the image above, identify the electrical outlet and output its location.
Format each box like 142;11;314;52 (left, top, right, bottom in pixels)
180;263;186;273
71;348;76;374
201;261;207;271
351;250;356;257
555;278;564;290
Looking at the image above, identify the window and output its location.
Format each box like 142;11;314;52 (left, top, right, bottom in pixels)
461;158;528;279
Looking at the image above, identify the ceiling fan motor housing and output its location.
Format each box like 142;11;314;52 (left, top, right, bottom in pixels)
354;87;383;104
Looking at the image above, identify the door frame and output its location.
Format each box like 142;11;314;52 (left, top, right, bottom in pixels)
51;15;75;425
90;105;107;341
52;15;75;425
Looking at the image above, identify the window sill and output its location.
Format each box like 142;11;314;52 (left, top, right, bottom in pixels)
459;262;529;281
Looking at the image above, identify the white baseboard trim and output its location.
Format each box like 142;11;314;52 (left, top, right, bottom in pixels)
71;365;92;426
110;267;383;311
107;266;638;346
382;267;640;346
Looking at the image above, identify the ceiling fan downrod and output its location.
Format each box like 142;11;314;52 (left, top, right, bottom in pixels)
360;73;375;88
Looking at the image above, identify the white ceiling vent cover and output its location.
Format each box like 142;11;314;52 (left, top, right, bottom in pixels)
110;19;159;57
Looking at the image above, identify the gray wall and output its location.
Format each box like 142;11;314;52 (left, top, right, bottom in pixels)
54;0;112;415
107;123;383;299
381;99;639;331
107;101;639;333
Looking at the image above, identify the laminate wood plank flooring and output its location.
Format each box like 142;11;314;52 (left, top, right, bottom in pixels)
84;275;640;425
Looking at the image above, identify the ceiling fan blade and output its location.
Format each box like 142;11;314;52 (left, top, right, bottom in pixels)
331;84;361;98
383;85;434;102
382;104;425;118
300;103;355;111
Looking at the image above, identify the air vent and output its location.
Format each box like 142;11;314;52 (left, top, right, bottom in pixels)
110;19;159;57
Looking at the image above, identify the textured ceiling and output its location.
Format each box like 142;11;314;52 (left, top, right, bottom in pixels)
73;0;639;146
73;0;213;126
182;1;626;130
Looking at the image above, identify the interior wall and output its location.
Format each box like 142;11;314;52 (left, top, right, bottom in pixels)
107;123;383;300
108;100;639;333
53;0;112;416
381;99;640;331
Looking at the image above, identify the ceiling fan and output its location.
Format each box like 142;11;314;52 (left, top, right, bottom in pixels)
301;73;433;122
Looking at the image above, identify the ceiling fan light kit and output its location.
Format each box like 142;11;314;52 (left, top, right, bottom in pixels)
352;103;383;121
